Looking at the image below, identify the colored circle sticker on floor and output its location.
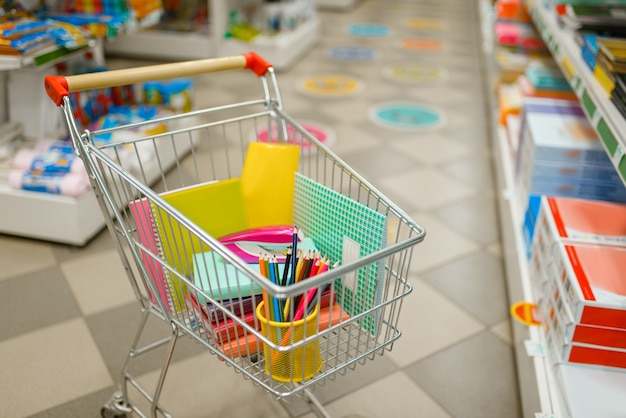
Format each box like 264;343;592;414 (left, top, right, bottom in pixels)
369;102;445;131
382;63;448;84
250;120;336;150
297;74;364;97
347;23;391;38
400;38;446;52
327;46;378;62
405;18;444;31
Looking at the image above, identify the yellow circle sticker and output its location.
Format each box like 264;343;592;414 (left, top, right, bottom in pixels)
298;75;364;97
383;64;447;84
406;18;443;31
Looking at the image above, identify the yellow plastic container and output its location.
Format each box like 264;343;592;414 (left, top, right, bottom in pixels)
255;301;323;382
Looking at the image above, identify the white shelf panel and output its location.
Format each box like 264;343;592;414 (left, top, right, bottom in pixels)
527;0;626;187
104;30;215;61
316;0;360;10
0;126;198;246
218;18;320;70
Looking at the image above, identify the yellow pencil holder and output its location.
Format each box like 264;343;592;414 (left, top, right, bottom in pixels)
255;301;323;383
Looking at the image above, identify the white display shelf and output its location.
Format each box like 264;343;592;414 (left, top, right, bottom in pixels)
484;0;626;416
0;128;197;246
104;29;216;61
0;43;95;72
527;0;626;188
316;0;360;11
217;18;320;70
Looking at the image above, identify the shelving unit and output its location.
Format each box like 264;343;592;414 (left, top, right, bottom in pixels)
527;0;626;188
105;0;320;70
483;0;626;416
316;0;361;11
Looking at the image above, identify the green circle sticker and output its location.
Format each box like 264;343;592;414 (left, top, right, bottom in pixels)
297;74;364;97
383;63;448;84
369;102;445;131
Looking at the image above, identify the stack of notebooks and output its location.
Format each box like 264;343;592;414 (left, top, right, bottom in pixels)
527;195;626;371
515;97;626;216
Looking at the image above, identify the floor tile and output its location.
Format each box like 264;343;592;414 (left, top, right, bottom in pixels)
405;331;522;418
439;152;496;192
132;353;291;418
0;235;57;282
60;249;137;315
299;371;452;418
339;145;422;180
28;387;116;418
329;122;382;156
377;168;476;211
0;267;81;340
86;302;205;380
432;194;501;245
50;228;115;264
282;355;398;418
389;132;471;166
490;319;514;345
386;280;484;368
406;213;479;273
0;318;113;418
421;251;509;326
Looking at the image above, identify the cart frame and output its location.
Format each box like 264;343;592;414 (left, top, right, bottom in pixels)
45;52;425;418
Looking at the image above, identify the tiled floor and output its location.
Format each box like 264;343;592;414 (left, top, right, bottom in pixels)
0;0;523;417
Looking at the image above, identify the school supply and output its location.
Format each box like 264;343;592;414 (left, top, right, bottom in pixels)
151;178;248;311
293;172;387;334
192;237;317;301
240;141;300;228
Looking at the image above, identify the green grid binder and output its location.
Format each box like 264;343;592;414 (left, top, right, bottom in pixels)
293;173;387;334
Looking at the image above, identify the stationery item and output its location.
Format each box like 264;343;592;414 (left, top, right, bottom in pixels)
222;302;349;359
184;294;259;345
240;142;300;228
257;301;322;383
129;197;171;312
192;237;317;301
152;178;248;311
8;169;91;197
218;225;303;263
293;172;387;334
550;242;626;331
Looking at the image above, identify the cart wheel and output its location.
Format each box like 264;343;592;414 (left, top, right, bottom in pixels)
100;407;127;418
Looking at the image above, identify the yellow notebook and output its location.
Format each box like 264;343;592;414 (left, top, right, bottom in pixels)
241;142;300;228
151;178;248;311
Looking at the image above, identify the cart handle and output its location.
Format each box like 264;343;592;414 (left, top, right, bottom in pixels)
44;51;272;106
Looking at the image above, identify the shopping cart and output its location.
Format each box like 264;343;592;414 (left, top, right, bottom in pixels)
45;52;426;418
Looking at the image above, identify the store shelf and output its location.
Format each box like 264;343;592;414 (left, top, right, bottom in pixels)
217;17;320;70
316;0;361;11
104;29;215;61
0;125;198;246
484;1;626;416
527;0;626;188
0;43;94;72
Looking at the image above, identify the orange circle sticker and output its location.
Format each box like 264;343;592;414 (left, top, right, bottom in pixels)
401;38;445;51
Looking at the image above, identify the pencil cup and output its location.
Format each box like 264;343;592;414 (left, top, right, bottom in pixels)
255;301;323;382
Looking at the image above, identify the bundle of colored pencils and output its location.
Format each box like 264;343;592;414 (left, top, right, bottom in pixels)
258;226;336;323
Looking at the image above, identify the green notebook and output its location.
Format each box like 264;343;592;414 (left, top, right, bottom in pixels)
192;238;318;302
292;173;387;334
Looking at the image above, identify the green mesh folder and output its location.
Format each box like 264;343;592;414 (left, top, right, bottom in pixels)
293;173;387;334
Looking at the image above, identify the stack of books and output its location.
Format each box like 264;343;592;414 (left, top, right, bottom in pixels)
515;97;626;216
527;195;626;371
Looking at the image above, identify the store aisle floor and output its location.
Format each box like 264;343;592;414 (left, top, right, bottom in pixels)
0;1;522;417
